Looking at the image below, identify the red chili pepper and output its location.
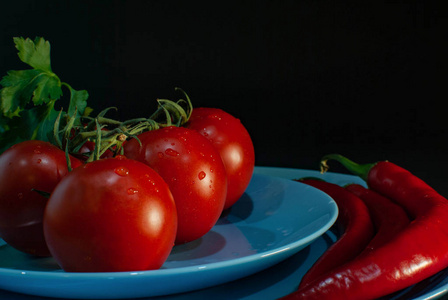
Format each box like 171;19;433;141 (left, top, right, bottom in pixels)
345;183;410;257
295;179;375;289
280;154;448;299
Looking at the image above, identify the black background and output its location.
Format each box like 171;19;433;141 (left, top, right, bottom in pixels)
2;1;448;195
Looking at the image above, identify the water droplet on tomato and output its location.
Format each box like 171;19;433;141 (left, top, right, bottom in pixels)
127;188;138;195
158;152;164;158
36;159;42;164
33;149;41;154
165;148;179;157
198;171;206;180
17;192;23;199
208;114;222;121
114;167;129;176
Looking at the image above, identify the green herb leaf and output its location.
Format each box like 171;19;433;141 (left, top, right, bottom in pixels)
0;69;62;117
0;37;89;154
65;84;89;120
14;37;52;72
0;111;38;153
31;100;60;141
0;37;63;119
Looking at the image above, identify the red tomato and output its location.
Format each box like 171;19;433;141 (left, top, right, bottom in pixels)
123;126;227;244
43;156;177;272
186;108;255;210
76;140;115;160
0;140;82;256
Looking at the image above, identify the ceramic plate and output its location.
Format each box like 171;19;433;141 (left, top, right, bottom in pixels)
0;167;338;299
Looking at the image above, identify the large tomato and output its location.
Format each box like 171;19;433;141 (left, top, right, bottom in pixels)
123;126;227;244
0;140;82;256
186;108;255;210
43;156;177;272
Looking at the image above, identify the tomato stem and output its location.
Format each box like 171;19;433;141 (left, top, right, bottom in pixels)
54;88;194;162
150;88;193;126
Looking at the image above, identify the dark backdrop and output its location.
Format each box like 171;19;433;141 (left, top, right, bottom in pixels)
2;1;448;195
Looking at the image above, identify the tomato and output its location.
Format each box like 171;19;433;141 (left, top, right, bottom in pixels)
0;140;82;256
123;126;227;244
186;108;255;210
76;140;115;160
43;156;177;272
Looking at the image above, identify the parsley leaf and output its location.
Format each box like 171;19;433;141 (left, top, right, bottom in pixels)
0;37;89;153
65;84;89;119
0;69;62;116
14;37;52;72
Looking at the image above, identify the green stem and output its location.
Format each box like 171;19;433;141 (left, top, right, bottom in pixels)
320;154;376;182
53;109;64;148
61;87;193;162
65;142;72;172
96;116;122;126
149;88;193;126
175;87;193;121
61;82;71;89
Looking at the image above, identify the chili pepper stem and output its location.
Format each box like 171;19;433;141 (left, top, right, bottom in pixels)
320;154;376;182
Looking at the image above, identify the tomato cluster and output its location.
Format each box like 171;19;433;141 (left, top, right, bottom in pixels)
0;106;255;272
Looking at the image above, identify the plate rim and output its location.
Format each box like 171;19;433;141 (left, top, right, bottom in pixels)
0;167;338;298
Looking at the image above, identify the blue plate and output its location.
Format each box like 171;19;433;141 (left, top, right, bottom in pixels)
0;167;338;299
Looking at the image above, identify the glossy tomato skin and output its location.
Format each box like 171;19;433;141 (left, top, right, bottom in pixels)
0;140;82;256
186;108;255;210
43;156;177;272
124;126;227;244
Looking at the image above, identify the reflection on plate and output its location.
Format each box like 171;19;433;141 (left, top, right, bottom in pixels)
0;168;338;299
